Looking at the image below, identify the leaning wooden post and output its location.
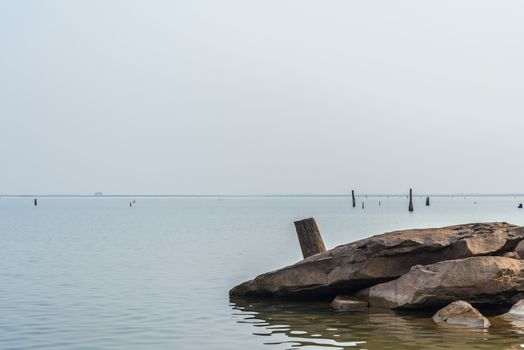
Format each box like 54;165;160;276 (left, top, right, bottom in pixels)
294;217;326;259
352;190;356;208
426;196;430;206
408;189;414;212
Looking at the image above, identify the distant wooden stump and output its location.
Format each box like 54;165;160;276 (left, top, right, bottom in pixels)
294;217;326;259
408;188;414;212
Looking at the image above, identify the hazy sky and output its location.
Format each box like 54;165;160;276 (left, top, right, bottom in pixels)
1;1;524;195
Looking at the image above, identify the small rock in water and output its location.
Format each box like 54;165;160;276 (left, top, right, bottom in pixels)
433;300;490;328
503;299;524;318
331;295;368;311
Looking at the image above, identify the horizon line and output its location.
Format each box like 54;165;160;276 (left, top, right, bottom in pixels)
2;193;524;198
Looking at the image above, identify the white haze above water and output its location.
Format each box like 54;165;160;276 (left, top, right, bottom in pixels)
2;1;524;195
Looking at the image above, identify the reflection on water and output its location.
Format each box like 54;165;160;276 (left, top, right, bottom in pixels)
231;298;524;349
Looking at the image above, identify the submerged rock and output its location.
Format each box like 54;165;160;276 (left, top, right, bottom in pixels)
230;222;524;298
432;301;490;328
331;295;368;311
362;256;524;309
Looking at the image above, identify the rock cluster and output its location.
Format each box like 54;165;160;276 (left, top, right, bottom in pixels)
230;222;524;328
230;222;524;299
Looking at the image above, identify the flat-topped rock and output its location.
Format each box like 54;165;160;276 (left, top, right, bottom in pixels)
230;222;524;298
331;295;368;311
362;256;524;308
433;301;490;328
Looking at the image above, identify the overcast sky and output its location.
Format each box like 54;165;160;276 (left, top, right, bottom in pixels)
1;1;524;195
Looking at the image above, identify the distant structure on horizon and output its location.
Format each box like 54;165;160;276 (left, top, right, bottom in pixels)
94;192;104;196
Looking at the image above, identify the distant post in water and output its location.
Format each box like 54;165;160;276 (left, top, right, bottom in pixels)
352;190;356;208
408;189;414;212
294;217;326;259
426;196;430;206
34;198;37;206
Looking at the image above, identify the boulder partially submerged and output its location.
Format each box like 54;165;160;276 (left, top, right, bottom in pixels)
230;222;524;299
432;301;490;328
361;256;524;308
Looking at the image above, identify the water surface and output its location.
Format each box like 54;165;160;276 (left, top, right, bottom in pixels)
2;196;524;349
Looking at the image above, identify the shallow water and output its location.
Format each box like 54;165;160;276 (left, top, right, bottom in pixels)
2;196;524;349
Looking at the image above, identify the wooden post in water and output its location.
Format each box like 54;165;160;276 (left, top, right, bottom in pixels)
34;198;37;206
408;189;414;212
294;217;326;259
426;196;430;206
352;190;356;208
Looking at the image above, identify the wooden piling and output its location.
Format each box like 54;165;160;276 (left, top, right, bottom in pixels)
34;198;37;206
426;196;430;206
294;217;326;259
352;190;356;208
408;189;414;212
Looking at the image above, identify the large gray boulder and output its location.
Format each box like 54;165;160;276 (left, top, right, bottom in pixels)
230;222;524;298
362;256;524;308
432;301;490;328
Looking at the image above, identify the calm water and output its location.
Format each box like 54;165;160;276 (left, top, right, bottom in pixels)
2;196;524;349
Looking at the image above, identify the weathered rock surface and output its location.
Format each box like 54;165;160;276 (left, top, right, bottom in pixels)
331;295;368;311
362;256;524;308
503;251;521;259
230;222;524;298
432;301;490;328
515;240;524;258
